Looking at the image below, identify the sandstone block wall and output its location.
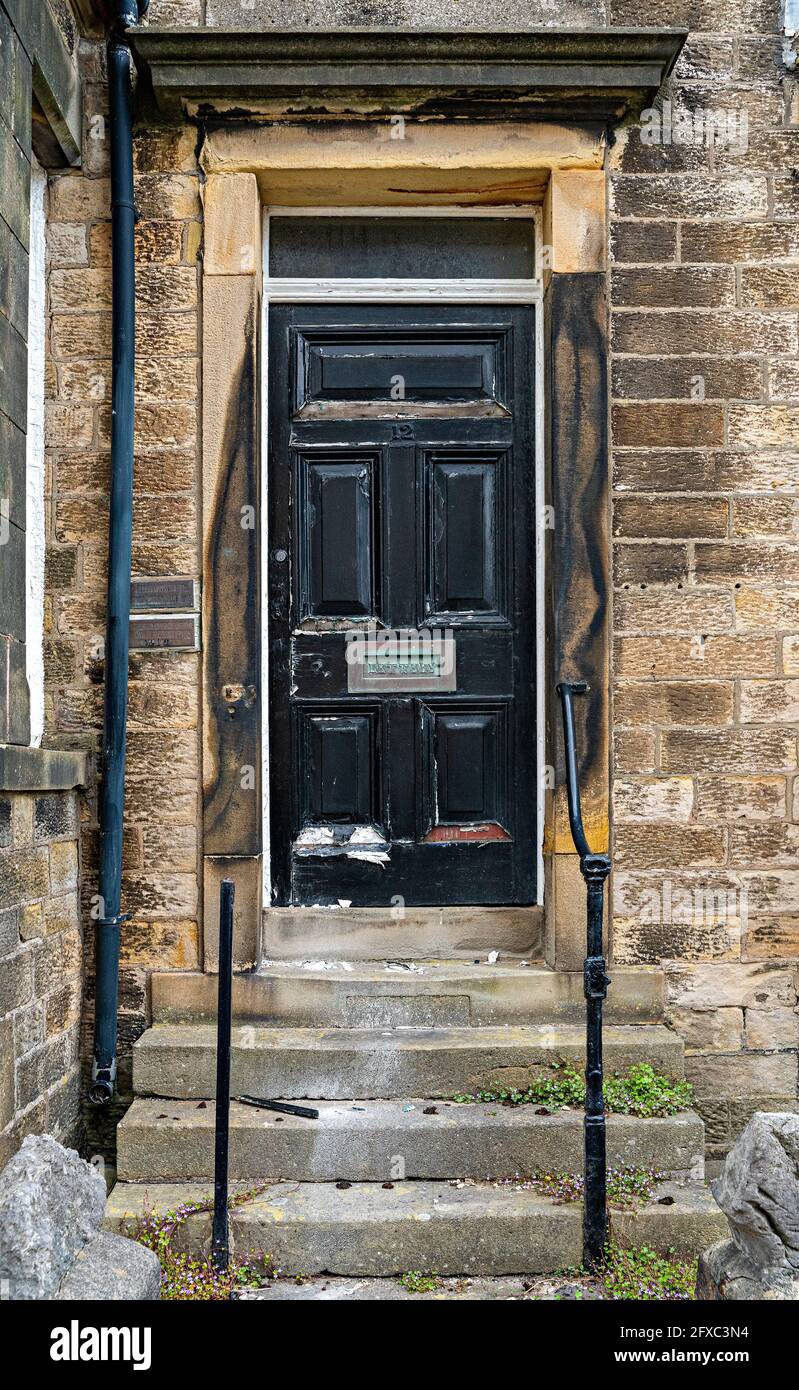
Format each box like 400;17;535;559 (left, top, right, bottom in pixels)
38;0;799;1156
45;35;203;1153
0;789;82;1167
608;0;799;1155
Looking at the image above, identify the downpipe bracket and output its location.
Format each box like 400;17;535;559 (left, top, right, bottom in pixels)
89;1056;118;1107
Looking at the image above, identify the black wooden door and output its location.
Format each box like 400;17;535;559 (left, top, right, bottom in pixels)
267;304;536;907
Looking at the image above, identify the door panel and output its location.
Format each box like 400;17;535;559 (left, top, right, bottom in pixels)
427;451;508;622
298;453;378;618
268;303;536;907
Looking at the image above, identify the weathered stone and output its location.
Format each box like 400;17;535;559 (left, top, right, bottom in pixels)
614;680;733;726
697;1237;799;1300
617;636;776;681
745;1009;798;1050
613;358;761;407
613;589;733;635
610;220;677;264
612;492;727;533
667;1007;744;1052
0;845;49;911
55;1230;161;1300
47;840;78;894
667;962;797;1011
612;265;735;309
662;728;794;774
730;824;799;866
614;824;726;870
33;793;76;843
0;1135;106;1299
697;1113;799;1299
613;728;656;774
613;776;693;823
733;498;798;539
686;1053;797;1099
612;310;797;356
694;776;786;822
744;920;799;961
614;542;689;586
783;636;799;676
615;449;799;496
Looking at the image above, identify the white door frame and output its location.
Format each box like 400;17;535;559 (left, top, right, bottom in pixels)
260;206;546;907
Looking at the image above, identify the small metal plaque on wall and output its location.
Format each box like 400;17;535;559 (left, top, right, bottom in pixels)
129;614;199;651
130;576;198;613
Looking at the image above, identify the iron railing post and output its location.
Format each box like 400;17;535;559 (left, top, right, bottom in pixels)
556;682;611;1270
212;879;235;1273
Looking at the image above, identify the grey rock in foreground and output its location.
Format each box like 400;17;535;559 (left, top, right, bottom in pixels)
56;1232;161;1301
0;1135;106;1300
697;1112;799;1300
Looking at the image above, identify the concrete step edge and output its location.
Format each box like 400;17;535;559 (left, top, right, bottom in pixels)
132;1022;685;1101
105;1178;728;1275
151;965;664;1026
116;1098;706;1183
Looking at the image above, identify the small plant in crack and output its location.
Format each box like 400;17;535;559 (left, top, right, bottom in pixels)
127;1188;275;1300
399;1270;441;1294
451;1063;693;1118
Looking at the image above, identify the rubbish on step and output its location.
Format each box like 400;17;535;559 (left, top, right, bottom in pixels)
487;950;499;964
237;1095;319;1120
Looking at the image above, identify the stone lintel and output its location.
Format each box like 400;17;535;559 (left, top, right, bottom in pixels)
130;27;687;124
0;744;88;792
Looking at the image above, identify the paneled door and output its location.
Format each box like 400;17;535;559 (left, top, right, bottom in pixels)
267;302;536;906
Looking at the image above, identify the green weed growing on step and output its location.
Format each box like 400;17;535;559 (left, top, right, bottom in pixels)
451;1063;693;1118
399;1270;441;1294
128;1188;275;1301
524;1165;665;1208
601;1244;697;1301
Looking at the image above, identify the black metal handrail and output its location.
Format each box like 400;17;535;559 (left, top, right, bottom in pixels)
556;681;612;1269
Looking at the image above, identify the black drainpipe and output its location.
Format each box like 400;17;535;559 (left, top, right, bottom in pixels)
90;0;149;1105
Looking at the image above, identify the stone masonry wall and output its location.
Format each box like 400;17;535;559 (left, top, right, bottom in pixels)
0;790;82;1167
608;0;799;1158
45;34;202;1153
41;0;799;1157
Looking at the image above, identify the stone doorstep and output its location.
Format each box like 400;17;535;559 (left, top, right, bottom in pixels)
261;906;542;961
132;1023;685;1101
104;1179;729;1276
117;1098;706;1183
151;963;665;1027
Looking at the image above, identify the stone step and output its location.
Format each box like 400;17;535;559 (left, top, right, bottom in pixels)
236;1276;573;1300
133;1023;683;1100
151;963;664;1028
262;906;543;961
117;1097;705;1183
105;1178;728;1276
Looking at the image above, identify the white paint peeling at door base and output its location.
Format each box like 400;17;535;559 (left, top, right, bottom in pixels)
25;159;47;748
347;850;390;866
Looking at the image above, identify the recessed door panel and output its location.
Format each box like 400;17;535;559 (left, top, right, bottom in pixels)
268;301;536;907
297;454;377;619
426;452;508;624
423;701;509;833
293;327;509;416
297;704;380;826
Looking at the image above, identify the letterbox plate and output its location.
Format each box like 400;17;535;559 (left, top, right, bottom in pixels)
347;634;456;693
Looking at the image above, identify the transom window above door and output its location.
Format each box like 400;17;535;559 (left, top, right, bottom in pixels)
263;207;543;302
